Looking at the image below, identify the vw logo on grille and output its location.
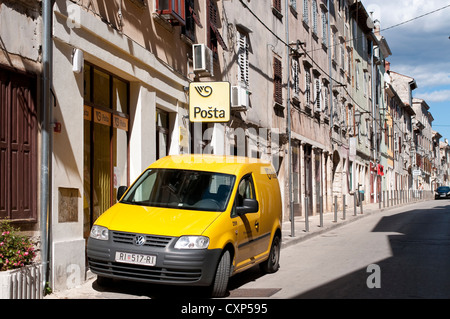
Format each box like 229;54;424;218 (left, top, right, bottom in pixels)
134;235;146;246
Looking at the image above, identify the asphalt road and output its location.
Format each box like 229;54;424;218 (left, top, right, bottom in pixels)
45;199;450;300
231;199;450;299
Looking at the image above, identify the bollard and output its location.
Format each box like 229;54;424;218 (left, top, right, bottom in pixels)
353;193;357;216
319;196;323;227
378;193;381;209
391;190;394;207
386;191;389;207
383;191;385;208
334;196;338;222
343;195;346;220
360;194;363;214
305;197;309;232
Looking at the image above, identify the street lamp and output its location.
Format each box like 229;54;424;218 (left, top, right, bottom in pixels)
354;109;371;126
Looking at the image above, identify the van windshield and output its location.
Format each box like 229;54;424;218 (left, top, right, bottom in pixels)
120;169;236;212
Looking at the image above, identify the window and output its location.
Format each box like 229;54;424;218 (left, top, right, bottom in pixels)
363;71;367;96
182;0;201;42
208;0;227;56
314;78;321;112
321;11;327;45
305;69;311;105
292;58;300;97
312;0;318;34
156;0;186;25
322;84;329;114
290;0;297;11
273;57;283;105
302;0;309;24
121;169;235;212
273;0;281;13
231;174;256;217
355;64;360;90
237;30;249;87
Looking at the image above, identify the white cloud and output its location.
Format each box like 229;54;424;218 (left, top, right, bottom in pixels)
415;89;450;102
393;64;450;89
364;0;450;33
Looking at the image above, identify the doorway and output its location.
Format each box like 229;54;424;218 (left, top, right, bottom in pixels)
83;63;129;240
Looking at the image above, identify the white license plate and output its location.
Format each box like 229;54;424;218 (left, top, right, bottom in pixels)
115;251;156;266
441;194;446;197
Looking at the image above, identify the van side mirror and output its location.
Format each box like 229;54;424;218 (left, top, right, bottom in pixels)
117;186;128;201
236;198;259;216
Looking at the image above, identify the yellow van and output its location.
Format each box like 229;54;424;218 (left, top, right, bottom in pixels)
87;154;282;297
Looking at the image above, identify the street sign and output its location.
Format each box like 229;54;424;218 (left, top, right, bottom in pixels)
189;82;230;123
412;169;421;176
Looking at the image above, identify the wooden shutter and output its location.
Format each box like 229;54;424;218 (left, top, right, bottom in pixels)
273;0;281;12
0;69;37;221
273;57;283;105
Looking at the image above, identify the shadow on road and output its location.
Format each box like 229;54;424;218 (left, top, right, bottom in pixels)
292;202;450;299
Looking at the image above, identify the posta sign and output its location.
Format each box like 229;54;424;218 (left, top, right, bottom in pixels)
189;82;230;123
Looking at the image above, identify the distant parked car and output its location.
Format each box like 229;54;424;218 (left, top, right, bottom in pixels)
435;186;450;199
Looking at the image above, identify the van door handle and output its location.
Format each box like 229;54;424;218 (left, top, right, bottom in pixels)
255;221;259;229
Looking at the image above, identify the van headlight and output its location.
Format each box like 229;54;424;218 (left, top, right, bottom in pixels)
90;225;109;240
174;236;209;249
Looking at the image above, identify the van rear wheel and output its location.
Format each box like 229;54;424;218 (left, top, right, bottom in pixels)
260;235;280;273
210;250;231;298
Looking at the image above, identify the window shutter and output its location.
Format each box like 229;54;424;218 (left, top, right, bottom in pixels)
238;31;249;87
273;0;282;12
303;0;309;24
312;0;318;34
305;71;311;104
208;0;228;52
292;59;300;96
315;79;321;111
274;57;283;105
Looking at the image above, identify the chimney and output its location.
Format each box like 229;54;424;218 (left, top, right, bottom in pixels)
385;60;390;71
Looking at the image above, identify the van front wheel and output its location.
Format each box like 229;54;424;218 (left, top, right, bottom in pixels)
260;235;280;273
210;250;231;298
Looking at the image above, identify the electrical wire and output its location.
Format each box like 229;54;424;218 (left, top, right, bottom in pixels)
237;0;423;140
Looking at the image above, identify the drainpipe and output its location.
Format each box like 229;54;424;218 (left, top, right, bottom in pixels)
371;39;376;201
285;0;294;237
40;0;53;294
327;0;333;132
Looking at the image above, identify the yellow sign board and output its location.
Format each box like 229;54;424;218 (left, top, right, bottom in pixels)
93;108;111;126
189;82;230;123
113;114;129;131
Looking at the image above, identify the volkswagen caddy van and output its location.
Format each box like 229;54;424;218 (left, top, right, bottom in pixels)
87;154;282;297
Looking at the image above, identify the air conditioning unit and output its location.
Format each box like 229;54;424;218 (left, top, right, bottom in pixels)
193;44;213;77
231;86;249;111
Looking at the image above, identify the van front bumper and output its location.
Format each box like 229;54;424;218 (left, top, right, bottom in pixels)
87;232;222;287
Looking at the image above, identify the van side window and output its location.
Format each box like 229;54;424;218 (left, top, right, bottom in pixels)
231;174;255;217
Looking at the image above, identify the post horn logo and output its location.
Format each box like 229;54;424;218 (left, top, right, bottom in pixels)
195;85;213;97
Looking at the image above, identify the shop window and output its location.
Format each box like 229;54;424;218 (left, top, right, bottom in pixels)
83;63;129;239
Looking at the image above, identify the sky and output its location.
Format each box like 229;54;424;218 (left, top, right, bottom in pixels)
361;0;450;142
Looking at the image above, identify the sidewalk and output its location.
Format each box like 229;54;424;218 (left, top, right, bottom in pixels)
45;198;423;299
280;198;420;248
